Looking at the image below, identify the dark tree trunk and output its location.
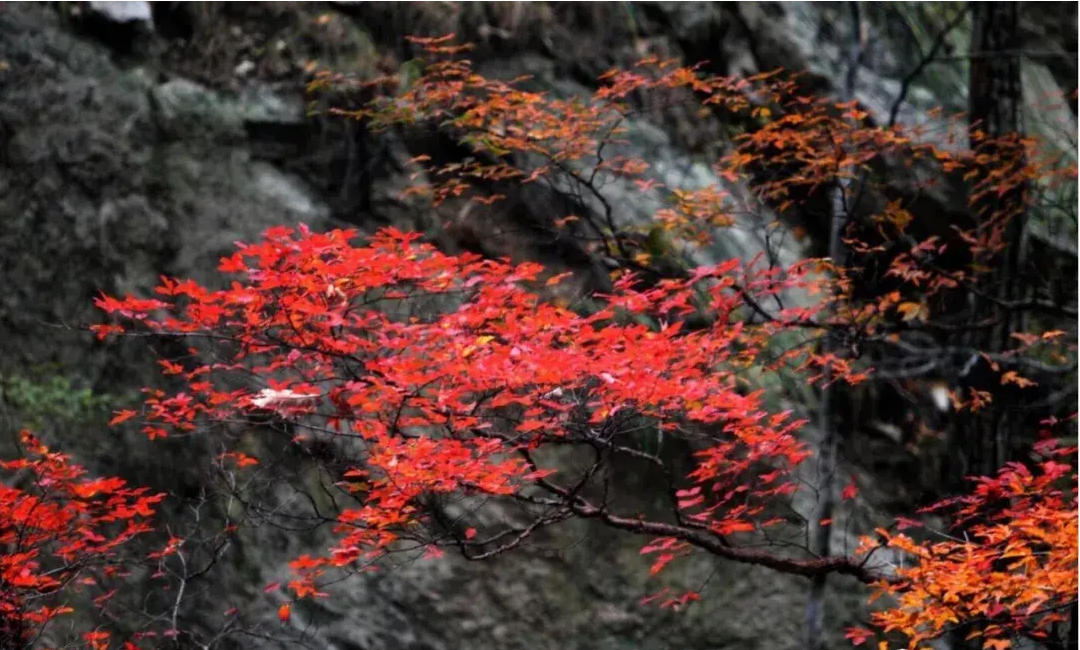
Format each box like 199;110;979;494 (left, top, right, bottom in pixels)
968;2;1023;142
950;3;1029;648
949;1;1028;484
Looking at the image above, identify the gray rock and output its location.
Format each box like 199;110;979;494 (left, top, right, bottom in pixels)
88;1;153;27
151;77;305;141
0;3;328;386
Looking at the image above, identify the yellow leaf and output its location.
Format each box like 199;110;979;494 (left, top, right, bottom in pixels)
897;302;927;322
462;336;494;359
1000;371;1036;388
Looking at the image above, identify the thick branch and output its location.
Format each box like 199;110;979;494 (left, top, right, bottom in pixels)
572;501;883;583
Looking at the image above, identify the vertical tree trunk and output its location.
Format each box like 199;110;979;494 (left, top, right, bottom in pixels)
950;3;1028;648
804;5;865;649
968;2;1023;141
952;1;1027;482
968;1;1026;342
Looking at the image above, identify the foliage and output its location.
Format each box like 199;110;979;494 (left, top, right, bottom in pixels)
0;432;162;650
849;433;1077;649
92;224;844;582
7;31;1076;650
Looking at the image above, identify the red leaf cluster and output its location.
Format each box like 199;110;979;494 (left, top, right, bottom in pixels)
1;431;162;647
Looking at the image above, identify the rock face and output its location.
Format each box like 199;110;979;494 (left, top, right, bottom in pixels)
0;3;1074;650
0;5;329;389
88;1;153;26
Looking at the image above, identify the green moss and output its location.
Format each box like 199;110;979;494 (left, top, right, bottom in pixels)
0;370;130;432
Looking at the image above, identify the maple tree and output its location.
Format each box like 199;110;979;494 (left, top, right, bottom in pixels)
0;431;162;650
848;431;1077;649
12;32;1074;650
92;223;853;583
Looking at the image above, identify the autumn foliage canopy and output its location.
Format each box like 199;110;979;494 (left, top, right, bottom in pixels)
3;34;1076;650
1;433;162;650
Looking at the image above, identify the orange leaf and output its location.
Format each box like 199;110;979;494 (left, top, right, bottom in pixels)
109;409;138;426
